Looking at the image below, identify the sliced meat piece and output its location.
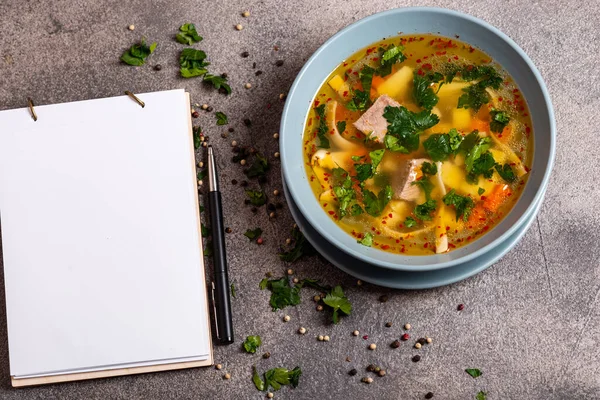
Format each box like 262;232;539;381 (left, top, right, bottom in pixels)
391;158;428;201
352;95;401;143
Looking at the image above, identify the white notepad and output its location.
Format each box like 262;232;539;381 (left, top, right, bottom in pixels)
0;89;213;386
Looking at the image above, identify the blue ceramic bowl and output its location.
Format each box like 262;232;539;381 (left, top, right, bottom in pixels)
280;7;555;271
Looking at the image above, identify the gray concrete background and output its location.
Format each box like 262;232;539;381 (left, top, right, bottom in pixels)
0;0;598;399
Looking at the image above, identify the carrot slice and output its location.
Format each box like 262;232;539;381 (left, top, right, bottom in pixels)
495;124;512;143
371;75;386;90
483;184;511;212
467;203;487;225
471;118;490;132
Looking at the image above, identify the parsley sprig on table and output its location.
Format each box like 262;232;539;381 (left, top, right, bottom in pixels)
279;226;317;262
253;365;302;392
242;335;262;354
121;38;157;66
176;23;202;45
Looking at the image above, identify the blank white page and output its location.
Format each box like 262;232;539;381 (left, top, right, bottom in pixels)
0;89;211;377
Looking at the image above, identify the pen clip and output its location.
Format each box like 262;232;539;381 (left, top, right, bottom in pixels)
211;281;220;340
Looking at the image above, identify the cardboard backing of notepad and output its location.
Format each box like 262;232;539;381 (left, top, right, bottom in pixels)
6;92;213;387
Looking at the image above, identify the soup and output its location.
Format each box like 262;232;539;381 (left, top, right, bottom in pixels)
303;34;533;255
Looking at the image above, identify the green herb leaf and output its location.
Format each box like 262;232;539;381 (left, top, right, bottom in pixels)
351;155;364;162
260;278;301;311
289;367;302;388
332;167;363;218
243;335;262;354
231;283;236;298
413;73;439;110
203;242;213;257
359;65;376;93
377;44;406;76
358;232;373;247
383;105;439;154
179;48;209;78
412;178;434;200
362;185;392;217
478;187;485;195
463;133;492;173
244;227;263;241
384;135;408;153
468;151;496;184
245;153;270;178
336;120;347;134
314;104;330;149
443;189;475;221
176;23;202;45
259;278;268;290
215;111;228;125
414;199;437;221
495;163;516;183
346;90;371;112
458;84;490;111
245;189;267;206
465;368;483;378
421;161;437;176
192;126;202;149
354;163;373;182
404;216;417;228
203;74;231;94
490;108;510;133
201;223;211;237
369;149;385;171
199;205;205;213
322;286;352;324
121;38;157;66
252;366;265;391
476;391;487;400
197;169;207;180
279;226;316;262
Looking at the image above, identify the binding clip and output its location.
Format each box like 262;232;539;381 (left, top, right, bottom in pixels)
27;98;37;121
124;91;145;108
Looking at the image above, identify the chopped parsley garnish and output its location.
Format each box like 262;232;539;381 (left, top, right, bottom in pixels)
314;104;330;149
423;128;463;161
176;23;202;45
215;111;228;125
351;155;364;162
412;178;434;200
121;38;157;66
179;48;209;78
495;163;517;182
443;189;475;221
383;105;439;153
322;285;352;324
244;153;270;178
490;108;510;133
362;185;392;217
357;232;373;247
476;391;487;400
203;74;231;94
243;335;262;354
478;187;485;195
245;189;267;206
193;126;202;149
332;167;363;218
465;368;483;378
421;161;438;176
336;120;347;134
413;73;439;110
359;65;376;93
279;226;316;262
414;199;437;221
244;227;263;241
463;132;491;172
353;150;385;183
456;65;503;111
346;89;371;112
369;149;385;170
404;216;417;228
468;151;496;183
253;366;302;392
376;44;406;76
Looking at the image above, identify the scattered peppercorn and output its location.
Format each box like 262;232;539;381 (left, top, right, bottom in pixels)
313;295;321;302
324;335;330;342
243;118;252;127
379;294;389;303
346;356;351;362
385;322;392;328
244;83;252;89
368;343;376;350
225;227;232;233
425;392;434;399
361;377;373;384
231;140;238;147
317;335;324;341
221;73;228;78
287;268;294;275
378;370;386;377
263;352;271;359
257;237;264;245
275;60;284;67
154;64;162;71
198;161;204;168
362;335;368;340
426;337;433;344
240;159;247;166
223;373;231;379
357;280;363;286
128;24;135;31
207;106;214;112
201;104;208;110
241;51;250;58
316;305;323;311
255;70;263;76
228;127;234;132
279;93;287;100
202;142;207;147
267;393;274;399
366;364;376;372
273;133;279;139
240;180;248;187
267;203;276;212
192;111;199;118
352;330;359;336
231;179;238;185
401;333;410;341
404;323;412;330
273;189;280;196
298;327;306;334
418;338;427;345
235;24;243;31
348;369;357;376
274;152;280;158
415;343;422;349
244;199;251;205
251;207;257;213
242;10;250;17
412;355;421;362
221;133;228;138
457;304;465;311
285;238;292;245
391;340;400;348
252;62;257;68
283;315;290;322
215;363;222;370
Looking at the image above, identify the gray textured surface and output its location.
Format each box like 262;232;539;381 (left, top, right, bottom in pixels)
0;0;598;399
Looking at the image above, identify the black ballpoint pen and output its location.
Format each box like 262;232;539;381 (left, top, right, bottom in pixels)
207;146;234;344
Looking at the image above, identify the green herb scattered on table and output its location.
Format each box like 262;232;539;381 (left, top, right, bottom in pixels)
192;126;202;149
245;189;267;206
242;335;262;354
244;228;263;241
200;223;211;237
197;169;206;180
244;153;270;178
203;74;231;94
215;111;228;125
179;48;209;78
176;23;202;45
322;285;352;324
203;242;213;257
252;365;302;392
279;226;316;262
465;368;482;378
121;38;157;66
476;391;487;400
230;283;236;298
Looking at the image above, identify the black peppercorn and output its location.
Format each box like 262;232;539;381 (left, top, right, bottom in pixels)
412;355;421;362
379;294;389;303
154;64;162;71
225;227;232;233
219;87;228;95
267;203;276;212
221;73;228;78
192;111;199;118
263;352;270;359
457;303;465;311
240;180;248;187
348;369;357;376
243;118;252;127
251;207;257;213
255;70;263;76
244;199;251;205
418;338;427;345
385;322;392;328
232;146;240;153
228;127;235;132
207;106;214;112
425;392;434;399
231;179;238;185
241;51;249;58
366;364;376;372
275;60;284;67
252;62;256;68
391;340;400;348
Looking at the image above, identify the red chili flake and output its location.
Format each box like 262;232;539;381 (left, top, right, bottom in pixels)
267;103;272;109
467;236;472;240
376;231;381;235
372;57;379;62
420;37;424;41
323;203;328;207
401;333;410;341
382;220;387;225
363;335;369;340
457;304;465;311
371;227;376;231
416;59;422;63
342;91;349;98
388;213;393;218
422;63;432;70
469;46;475;53
381;244;390;250
314;100;320;107
396;239;400;243
480;196;487;201
449;243;456;248
417;69;425;76
328;211;335;215
424;243;429;249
